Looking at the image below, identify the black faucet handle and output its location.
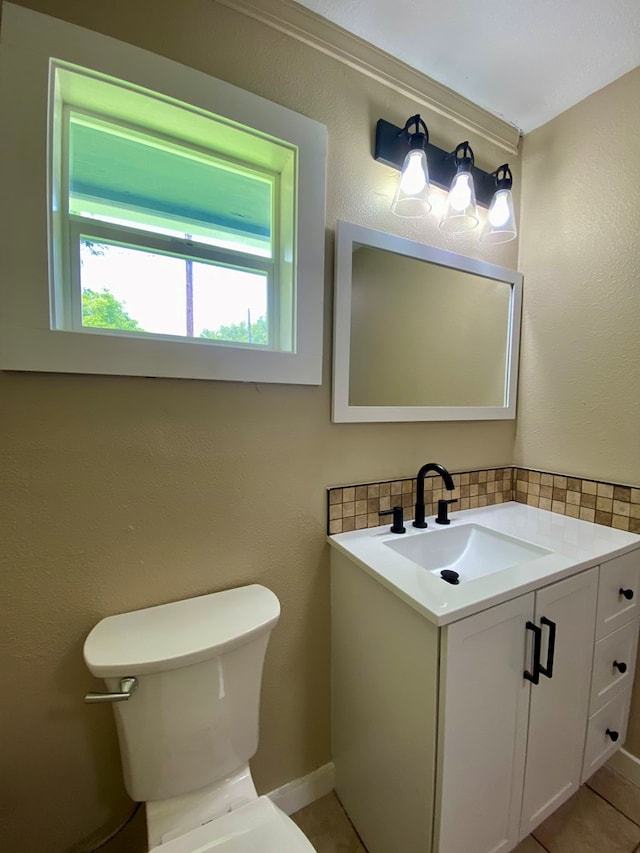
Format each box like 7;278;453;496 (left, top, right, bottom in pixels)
436;498;458;525
379;505;406;534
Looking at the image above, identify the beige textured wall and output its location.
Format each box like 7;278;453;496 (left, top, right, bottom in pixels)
516;68;640;755
0;2;520;851
515;67;640;486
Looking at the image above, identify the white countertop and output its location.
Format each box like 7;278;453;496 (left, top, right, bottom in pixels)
328;502;640;626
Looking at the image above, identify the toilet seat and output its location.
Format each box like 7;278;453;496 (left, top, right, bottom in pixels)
150;796;316;852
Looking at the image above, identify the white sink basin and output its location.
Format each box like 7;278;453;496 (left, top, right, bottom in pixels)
383;523;552;583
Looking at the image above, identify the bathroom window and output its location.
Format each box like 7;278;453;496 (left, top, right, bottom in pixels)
0;6;327;383
57;86;291;352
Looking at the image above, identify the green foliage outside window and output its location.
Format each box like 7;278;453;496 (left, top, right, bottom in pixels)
200;314;268;345
82;288;143;331
81;284;268;344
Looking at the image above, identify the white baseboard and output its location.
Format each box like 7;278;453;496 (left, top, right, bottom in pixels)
607;748;640;787
266;762;335;816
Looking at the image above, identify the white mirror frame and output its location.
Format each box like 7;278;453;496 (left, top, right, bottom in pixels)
332;221;523;423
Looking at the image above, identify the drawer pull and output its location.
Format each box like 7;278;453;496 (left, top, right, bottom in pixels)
606;728;620;742
619;588;635;601
613;660;628;674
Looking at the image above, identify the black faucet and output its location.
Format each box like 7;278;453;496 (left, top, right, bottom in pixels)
413;462;456;528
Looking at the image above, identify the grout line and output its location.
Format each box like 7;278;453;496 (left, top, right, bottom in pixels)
530;832;552;852
332;791;370;852
530;776;640;851
586;779;640;830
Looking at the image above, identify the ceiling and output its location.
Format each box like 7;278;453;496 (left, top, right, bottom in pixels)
293;0;640;134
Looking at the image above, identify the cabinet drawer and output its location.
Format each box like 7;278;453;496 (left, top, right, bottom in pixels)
581;688;632;783
596;550;640;640
590;619;640;714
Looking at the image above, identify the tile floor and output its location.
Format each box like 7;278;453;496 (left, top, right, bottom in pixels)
291;765;640;853
101;763;640;852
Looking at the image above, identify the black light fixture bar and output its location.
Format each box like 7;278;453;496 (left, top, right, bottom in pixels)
375;118;498;208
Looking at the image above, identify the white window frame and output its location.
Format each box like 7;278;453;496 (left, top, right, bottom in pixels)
0;4;327;383
68;222;276;348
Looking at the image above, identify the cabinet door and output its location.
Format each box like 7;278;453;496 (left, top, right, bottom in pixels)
437;593;534;853
519;567;598;839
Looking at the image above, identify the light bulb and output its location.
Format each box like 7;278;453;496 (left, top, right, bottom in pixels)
391;146;431;217
440;166;478;233
480;184;517;244
449;173;472;211
399;150;427;194
489;191;510;227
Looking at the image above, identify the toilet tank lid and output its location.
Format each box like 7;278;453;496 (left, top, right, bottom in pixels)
84;585;280;677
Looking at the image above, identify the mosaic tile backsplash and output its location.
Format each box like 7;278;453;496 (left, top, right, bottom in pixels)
328;467;513;534
327;467;640;536
513;469;640;533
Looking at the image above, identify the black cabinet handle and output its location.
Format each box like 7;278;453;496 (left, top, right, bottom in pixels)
614;660;628;674
606;728;620;742
524;621;542;684
619;588;634;601
538;617;557;679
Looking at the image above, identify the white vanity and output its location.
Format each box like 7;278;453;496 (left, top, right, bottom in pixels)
328;502;640;853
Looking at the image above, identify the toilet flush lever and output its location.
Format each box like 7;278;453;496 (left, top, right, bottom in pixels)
85;676;138;704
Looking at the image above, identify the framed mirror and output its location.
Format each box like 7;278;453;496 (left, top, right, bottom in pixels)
332;221;523;422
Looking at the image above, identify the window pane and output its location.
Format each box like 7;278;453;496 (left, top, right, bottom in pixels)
70;115;273;258
80;240;269;345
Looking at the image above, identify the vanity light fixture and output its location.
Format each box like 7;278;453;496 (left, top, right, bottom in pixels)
480;164;517;244
374;115;518;243
390;115;432;217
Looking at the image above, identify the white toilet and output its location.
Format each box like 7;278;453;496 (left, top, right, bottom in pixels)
83;584;316;852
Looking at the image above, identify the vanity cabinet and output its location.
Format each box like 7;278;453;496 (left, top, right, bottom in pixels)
330;548;640;853
438;568;597;852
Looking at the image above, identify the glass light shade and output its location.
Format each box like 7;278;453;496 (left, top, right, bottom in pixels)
439;170;479;233
480;188;517;244
391;149;431;217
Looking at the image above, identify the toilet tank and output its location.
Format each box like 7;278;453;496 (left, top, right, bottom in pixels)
84;585;280;803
